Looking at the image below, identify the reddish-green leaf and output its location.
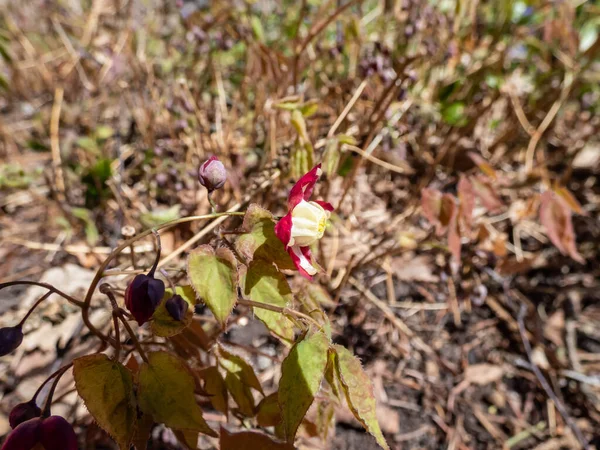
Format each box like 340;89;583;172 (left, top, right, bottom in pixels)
198;366;228;415
73;354;136;450
131;411;154;450
220;427;294;450
151;286;195;337
235;204;296;270
470;175;503;213
257;393;281;427
421;188;456;235
187;245;238;327
457;175;475;232
244;260;295;342
539;191;584;263
278;331;330;442
333;345;389;450
137;351;217;437
553;186;587;216
468;152;497;179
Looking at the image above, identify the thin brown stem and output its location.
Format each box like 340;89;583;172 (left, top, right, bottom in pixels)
41;363;73;417
118;315;149;363
18;291;53;327
0;281;84;308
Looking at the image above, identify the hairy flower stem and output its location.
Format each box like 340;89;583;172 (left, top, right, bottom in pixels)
41;364;73;417
80;212;245;343
207;192;218;213
237;298;323;330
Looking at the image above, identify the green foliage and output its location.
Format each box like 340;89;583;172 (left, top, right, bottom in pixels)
256;393;281;427
333;345;389;450
198;366;228;415
187;245;238;327
278;331;330;442
441;102;468;127
217;344;264;394
236;204;296;270
243;260;295;342
140;205;181;228
82;158;112;208
73;354;136;449
137;351;217;437
71;208;100;246
151;286;195;337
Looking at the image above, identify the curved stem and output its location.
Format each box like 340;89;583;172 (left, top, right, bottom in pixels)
237;298;323;330
0;281;84;308
41;363;72;417
32;364;72;404
118;315;149;363
147;230;161;278
18;291;53;327
207;191;218;213
80;212;245;342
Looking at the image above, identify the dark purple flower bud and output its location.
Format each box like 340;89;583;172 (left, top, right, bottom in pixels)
125;274;165;326
0;417;42;450
165;295;189;322
39;416;78;450
0;326;24;357
9;400;41;429
198;156;227;192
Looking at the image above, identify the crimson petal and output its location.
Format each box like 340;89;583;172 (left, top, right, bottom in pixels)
288;164;323;210
274;212;293;247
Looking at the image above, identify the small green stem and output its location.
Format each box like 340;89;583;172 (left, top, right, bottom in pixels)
207;191;218;213
237;298;323;330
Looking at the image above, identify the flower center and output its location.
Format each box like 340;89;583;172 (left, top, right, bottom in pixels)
290;200;329;247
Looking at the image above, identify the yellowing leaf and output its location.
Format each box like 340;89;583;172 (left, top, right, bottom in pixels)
217;344;264;394
257;393;281;427
278;331;330;442
333;345;389;450
235;204;296;271
468;152;497;179
539;191;584;263
244;260;295;342
137;351;217;437
73;354;136;450
198;366;228;415
188;245;238;327
220;427;294;450
151;286;195;337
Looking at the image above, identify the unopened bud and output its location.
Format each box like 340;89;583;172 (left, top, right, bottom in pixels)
165;295;189;321
0;417;42;450
0;326;24;357
9;400;41;428
125;274;165;326
40;416;78;450
198;156;227;192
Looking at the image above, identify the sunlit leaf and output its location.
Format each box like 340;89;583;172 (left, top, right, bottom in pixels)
333;345;389;450
539;191;584;263
137;351;217;436
235;204;296;271
278;331;330;442
73;354;136;449
198;366;228;415
243;260;295;342
553;186;587;216
220;427;294;450
441;102;468;127
151;286;195;337
188;245;238;327
468;152;497;179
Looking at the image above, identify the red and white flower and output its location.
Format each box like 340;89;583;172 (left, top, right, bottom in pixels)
274;164;333;279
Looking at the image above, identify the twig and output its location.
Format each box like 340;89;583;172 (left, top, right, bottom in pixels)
0;281;85;308
517;304;589;450
50;86;66;200
342;144;413;174
328;79;368;137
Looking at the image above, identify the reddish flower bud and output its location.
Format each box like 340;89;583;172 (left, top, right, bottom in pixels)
124;274;165;326
165;294;188;321
9;400;41;429
0;326;24;357
0;417;42;450
39;416;78;450
198;156;227;192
